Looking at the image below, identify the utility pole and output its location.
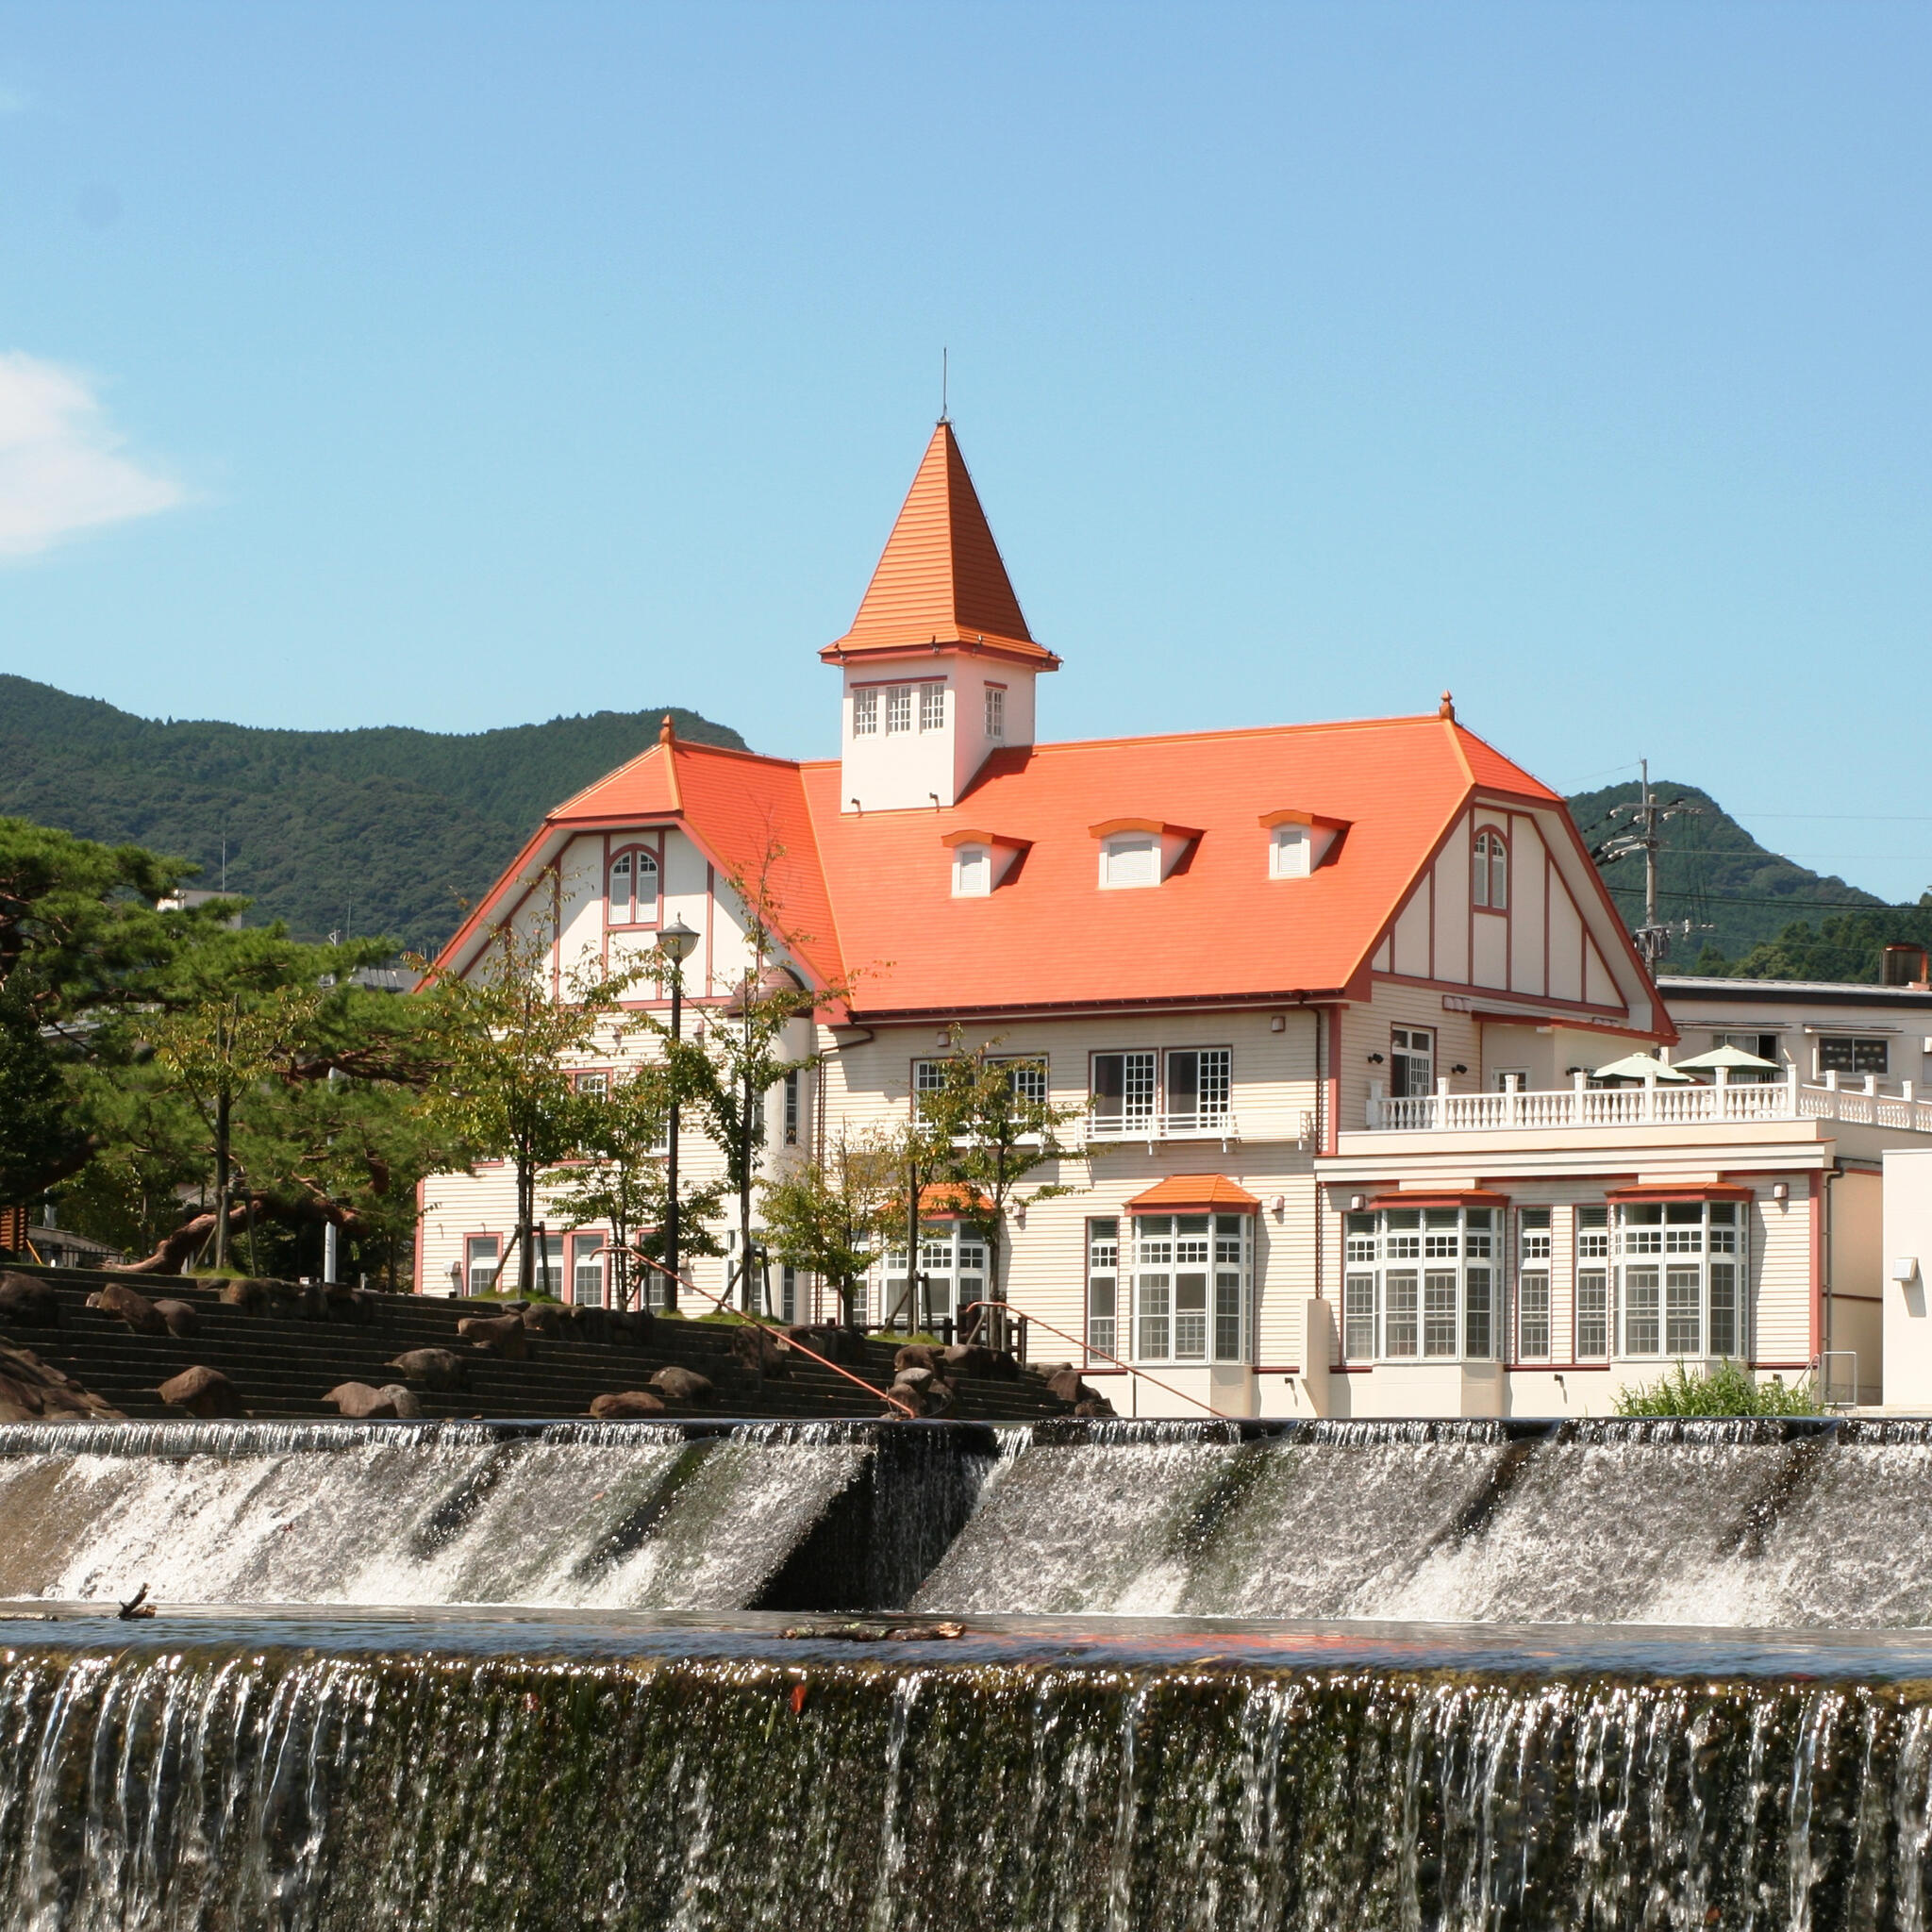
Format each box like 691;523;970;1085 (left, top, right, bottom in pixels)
1592;759;1711;967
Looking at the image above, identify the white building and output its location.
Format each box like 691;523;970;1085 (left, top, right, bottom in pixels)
417;422;1932;1416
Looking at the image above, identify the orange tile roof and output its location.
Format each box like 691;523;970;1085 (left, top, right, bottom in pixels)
822;423;1059;671
1125;1174;1262;1212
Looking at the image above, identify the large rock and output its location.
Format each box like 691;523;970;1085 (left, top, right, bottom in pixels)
894;1342;945;1375
785;1323;868;1366
0;1340;121;1422
152;1298;200;1339
85;1280;168;1336
0;1273;59;1327
458;1311;530;1358
323;1381;399;1419
726;1322;791;1377
386;1348;469;1391
325;1285;375;1324
649;1365;713;1405
944;1342;1020;1380
566;1304;611;1343
590;1390;667;1419
219;1277;270;1314
158;1365;245;1418
1046;1366;1113;1410
521;1301;565;1336
378;1383;425;1418
892;1364;936;1392
1073;1395;1118;1418
267;1280;327;1322
608;1307;655;1345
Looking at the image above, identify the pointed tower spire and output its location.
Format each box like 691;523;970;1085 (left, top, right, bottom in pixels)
823;423;1059;670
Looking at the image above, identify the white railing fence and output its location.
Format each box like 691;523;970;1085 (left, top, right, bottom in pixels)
1366;1067;1932;1135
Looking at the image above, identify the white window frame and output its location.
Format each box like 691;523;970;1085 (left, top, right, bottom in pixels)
1091;1050;1158;1131
607;844;659;928
1818;1036;1888;1078
1474;827;1508;910
919;683;945;733
1517;1208;1552;1359
1391;1026;1435;1099
953;844;992;897
1615;1201;1747;1359
1339;1206;1498;1362
571;1231;607;1307
464;1234;501;1295
1270;824;1310;878
985;683;1006;740
875;1220;988;1334
1129;1212;1252;1365
1101;834;1160;890
886;686;913;735
853;688;879;737
1086;1217;1120;1362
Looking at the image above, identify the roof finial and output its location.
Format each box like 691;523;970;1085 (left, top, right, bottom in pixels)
658;712;676;745
1439;691;1456;722
939;345;949;425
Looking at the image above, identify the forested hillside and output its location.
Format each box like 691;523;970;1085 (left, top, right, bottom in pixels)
1563;780;1890;969
0;677;746;954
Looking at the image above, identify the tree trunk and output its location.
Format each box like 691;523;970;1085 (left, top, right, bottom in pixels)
517;1148;535;1295
211;1086;233;1270
740;1069;756;1311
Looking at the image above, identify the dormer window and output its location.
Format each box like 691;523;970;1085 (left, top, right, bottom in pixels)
608;845;660;926
1474;827;1508;910
943;828;1029;895
954;844;991;896
1102;836;1159;889
1258;809;1348;878
985;684;1006;740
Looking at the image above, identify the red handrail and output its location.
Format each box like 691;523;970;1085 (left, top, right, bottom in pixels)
623;1248;919;1419
957;1299;1230;1419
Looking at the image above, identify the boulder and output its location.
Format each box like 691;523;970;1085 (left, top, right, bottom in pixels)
0;1273;59;1327
386;1348;469;1391
219;1277;269;1314
786;1323;868;1366
726;1322;791;1376
608;1307;656;1345
458;1311;530;1358
943;1343;1020;1380
892;1364;936;1392
521;1300;566;1336
158;1365;245;1419
590;1390;667;1419
323;1381;399;1419
85;1280;168;1337
378;1383;425;1419
1073;1396;1118;1418
887;1378;953;1418
267;1280;327;1322
566;1304;611;1343
893;1342;945;1374
152;1298;200;1339
0;1340;121;1422
649;1365;713;1405
1045;1366;1087;1405
325;1285;375;1324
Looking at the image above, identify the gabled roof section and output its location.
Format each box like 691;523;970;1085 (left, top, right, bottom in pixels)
552;716;683;822
823;422;1059;670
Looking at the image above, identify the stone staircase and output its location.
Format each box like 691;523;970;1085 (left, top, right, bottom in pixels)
1;1269;1073;1424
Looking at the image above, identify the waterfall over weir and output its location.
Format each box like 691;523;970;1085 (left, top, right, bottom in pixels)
8;1414;1932;1624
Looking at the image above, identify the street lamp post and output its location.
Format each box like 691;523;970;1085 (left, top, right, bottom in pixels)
657;915;700;1313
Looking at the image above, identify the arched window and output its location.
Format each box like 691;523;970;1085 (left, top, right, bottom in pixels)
608;845;660;926
1473;828;1508;911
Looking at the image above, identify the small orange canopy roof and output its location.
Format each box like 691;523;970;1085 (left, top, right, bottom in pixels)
1125;1174;1261;1213
824;423;1058;670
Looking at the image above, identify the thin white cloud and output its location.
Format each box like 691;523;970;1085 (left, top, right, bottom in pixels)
0;352;184;559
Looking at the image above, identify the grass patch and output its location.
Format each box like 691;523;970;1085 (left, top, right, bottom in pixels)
1614;1359;1820;1417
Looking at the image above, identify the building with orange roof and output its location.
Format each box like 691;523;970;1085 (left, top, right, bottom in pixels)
417;421;1922;1415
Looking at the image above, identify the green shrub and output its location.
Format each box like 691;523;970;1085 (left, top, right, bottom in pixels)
1614;1358;1820;1417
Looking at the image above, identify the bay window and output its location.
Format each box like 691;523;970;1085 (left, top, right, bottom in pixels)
1517;1208;1551;1359
1128;1213;1251;1364
1338;1205;1497;1361
1086;1219;1119;1359
1616;1201;1746;1358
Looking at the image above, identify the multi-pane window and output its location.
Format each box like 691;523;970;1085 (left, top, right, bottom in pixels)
571;1232;606;1307
608;847;659;925
1340;1207;1496;1361
1473;829;1508;910
1391;1026;1435;1098
783;1070;800;1146
1518;1208;1551;1359
1129;1213;1251;1363
780;1265;798;1324
465;1234;501;1295
1087;1219;1119;1359
985;684;1006;740
915;1056;1049;1116
853;689;879;736
1091;1052;1158;1128
1819;1037;1888;1076
878;1223;986;1333
1166;1048;1231;1128
1616;1201;1746;1358
886;686;914;735
920;684;945;732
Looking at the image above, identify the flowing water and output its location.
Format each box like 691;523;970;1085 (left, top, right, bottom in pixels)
5;1612;1932;1931
9;1415;1932;1925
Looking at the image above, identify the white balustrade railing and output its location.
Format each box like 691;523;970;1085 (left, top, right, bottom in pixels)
1081;1108;1241;1145
1365;1069;1932;1136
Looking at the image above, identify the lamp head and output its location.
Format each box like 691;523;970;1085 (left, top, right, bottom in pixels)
658;915;699;966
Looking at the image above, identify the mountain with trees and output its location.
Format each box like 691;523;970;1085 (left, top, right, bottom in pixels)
1563;780;1900;973
0;676;746;956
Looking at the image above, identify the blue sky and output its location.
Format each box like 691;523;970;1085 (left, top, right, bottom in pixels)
2;3;1929;900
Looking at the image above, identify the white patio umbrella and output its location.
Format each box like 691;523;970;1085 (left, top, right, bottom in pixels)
1672;1043;1781;1074
1589;1052;1697;1084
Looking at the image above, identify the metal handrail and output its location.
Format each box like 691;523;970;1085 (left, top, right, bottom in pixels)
625;1248;918;1418
958;1299;1230;1419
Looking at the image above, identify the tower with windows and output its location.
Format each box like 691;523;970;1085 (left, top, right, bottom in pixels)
824;421;1059;811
